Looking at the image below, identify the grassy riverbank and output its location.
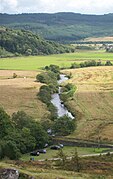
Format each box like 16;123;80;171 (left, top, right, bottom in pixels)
63;66;113;142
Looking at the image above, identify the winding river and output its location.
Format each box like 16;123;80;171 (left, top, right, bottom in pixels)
51;74;74;119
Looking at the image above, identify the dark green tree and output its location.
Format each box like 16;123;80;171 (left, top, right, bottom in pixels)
53;115;75;135
2;140;21;160
0;107;13;138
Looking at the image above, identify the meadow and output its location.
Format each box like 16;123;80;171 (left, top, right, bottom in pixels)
63;66;113;142
0;50;113;70
84;36;113;42
0;70;49;119
21;146;107;161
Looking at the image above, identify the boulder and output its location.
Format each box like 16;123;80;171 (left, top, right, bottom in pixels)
0;168;19;179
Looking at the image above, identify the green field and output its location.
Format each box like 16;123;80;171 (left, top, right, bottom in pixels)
0;50;113;70
21;146;107;161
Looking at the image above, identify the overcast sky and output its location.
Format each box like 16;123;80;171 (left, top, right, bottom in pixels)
0;0;113;14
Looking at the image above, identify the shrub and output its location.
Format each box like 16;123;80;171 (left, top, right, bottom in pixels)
61;83;76;102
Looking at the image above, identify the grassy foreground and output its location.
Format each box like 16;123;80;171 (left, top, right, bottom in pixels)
1;153;113;179
0;50;113;70
21;146;106;161
0;161;110;179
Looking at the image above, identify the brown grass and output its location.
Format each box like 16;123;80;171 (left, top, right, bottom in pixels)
63;66;113;142
0;70;49;120
84;36;113;42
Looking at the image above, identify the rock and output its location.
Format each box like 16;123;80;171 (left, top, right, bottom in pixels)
19;173;35;179
0;168;19;179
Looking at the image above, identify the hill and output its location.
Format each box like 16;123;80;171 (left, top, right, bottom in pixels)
0;13;113;43
0;27;74;57
63;66;113;142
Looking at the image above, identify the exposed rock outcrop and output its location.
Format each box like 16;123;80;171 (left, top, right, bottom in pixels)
0;168;19;179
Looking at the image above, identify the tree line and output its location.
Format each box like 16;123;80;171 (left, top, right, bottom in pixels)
70;60;113;69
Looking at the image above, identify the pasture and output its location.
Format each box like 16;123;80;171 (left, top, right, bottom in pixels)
0;70;49;119
21;146;106;161
84;36;113;42
0;50;113;70
63;66;113;142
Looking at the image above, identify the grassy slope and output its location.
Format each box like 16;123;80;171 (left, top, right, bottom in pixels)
1;13;113;43
1;154;113;179
63;66;113;142
0;50;113;70
0;161;106;179
0;70;49;119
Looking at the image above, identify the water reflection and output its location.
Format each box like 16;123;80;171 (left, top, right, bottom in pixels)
51;74;74;119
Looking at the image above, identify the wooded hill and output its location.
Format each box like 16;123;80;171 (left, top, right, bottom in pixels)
0;27;74;57
0;13;113;43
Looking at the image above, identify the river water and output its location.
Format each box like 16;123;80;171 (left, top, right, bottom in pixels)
51;74;74;119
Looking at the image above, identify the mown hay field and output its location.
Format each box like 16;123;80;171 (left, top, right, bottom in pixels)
84;36;113;42
0;70;49;119
0;50;113;70
63;66;113;142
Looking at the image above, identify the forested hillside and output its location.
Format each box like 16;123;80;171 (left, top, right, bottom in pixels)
0;13;113;43
0;27;74;57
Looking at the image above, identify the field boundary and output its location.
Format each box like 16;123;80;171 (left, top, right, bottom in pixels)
53;137;113;148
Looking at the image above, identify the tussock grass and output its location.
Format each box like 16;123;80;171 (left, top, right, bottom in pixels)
63;66;113;142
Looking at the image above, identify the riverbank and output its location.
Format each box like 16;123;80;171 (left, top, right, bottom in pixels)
51;74;74;119
62;66;113;142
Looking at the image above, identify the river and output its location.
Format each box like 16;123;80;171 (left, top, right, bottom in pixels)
51;74;74;119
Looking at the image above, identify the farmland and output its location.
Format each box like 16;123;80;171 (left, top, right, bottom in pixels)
83;36;113;42
63;66;113;142
0;70;49;119
0;50;113;70
0;50;113;142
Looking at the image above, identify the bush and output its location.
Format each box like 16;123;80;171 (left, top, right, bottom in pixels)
36;71;57;84
45;64;60;74
61;83;76;102
105;60;113;66
71;63;80;69
13;73;17;78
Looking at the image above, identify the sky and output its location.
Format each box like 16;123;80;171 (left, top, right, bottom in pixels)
0;0;113;14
